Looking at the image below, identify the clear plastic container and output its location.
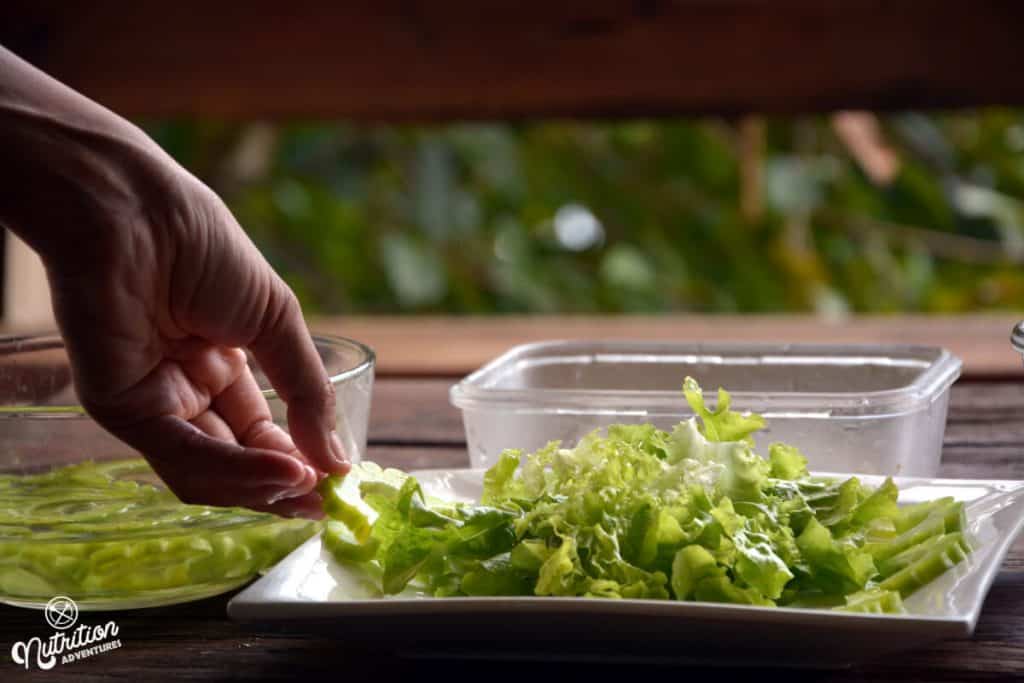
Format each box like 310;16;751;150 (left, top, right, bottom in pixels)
450;341;961;477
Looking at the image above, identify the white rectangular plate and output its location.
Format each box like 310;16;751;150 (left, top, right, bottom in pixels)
228;468;1024;668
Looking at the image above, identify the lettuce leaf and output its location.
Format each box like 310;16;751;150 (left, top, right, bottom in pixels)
683;377;766;444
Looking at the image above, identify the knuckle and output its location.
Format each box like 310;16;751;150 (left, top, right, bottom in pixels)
293;377;336;411
221;346;250;375
179;426;203;451
255;283;300;347
237;417;277;445
274;289;302;330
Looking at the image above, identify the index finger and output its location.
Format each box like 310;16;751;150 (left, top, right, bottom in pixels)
248;279;349;476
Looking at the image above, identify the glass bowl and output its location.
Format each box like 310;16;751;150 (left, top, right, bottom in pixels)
0;333;374;610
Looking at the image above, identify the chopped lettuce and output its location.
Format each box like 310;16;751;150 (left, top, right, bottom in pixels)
318;378;972;612
0;459;319;604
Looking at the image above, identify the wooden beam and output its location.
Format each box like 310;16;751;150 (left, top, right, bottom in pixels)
310;314;1024;379
2;1;1023;120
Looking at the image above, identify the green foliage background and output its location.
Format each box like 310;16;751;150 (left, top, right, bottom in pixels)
145;112;1024;315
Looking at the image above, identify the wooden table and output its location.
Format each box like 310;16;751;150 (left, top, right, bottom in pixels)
4;325;1024;681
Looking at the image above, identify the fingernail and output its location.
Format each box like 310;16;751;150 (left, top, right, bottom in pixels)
329;431;349;468
266;488;298;505
266;468;316;505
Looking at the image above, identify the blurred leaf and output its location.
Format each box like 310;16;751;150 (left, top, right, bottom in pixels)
380;235;447;308
767;158;817;214
601;243;656;292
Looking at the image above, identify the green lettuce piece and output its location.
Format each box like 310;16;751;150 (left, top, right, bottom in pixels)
694;575;775;606
769;443;809;480
535;538;582;596
867;501;965;563
835;588;905;614
878;533;972;598
322;520;379;562
849;478;901;529
796;517;877;594
447;506;517;558
460;554;533;596
510;540;550;571
733;528;794;600
683;376;766;444
876;532;963;578
805;477;865;529
666;419;768;502
671;544;723;600
895;497;955;533
625;502;661;567
318;461;410;543
482;450;523;504
718;443;771;503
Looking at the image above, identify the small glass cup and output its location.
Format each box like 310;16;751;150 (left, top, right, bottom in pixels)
0;333;374;474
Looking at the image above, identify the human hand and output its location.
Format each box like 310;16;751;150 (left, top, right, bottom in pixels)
61;169;350;517
0;48;348;518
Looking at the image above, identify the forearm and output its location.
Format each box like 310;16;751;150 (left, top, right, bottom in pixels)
0;45;174;264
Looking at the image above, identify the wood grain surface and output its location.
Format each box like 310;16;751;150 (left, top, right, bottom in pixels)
315;314;1024;379
2;378;1023;681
